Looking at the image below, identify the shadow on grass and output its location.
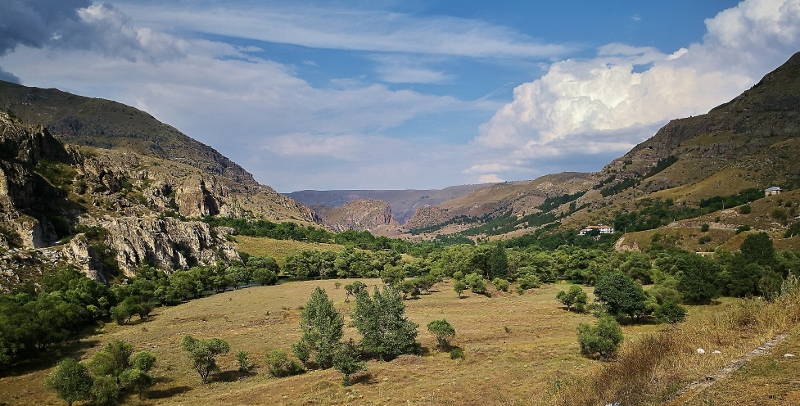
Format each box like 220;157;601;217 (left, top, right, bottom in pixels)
1;339;101;378
147;385;193;399
350;371;377;385
213;369;256;383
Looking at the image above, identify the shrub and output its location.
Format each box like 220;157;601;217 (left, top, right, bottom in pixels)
333;339;365;386
427;319;456;350
739;204;752;214
492;278;510;292
465;273;487;294
45;358;92;406
454;280;467;298
556;285;588;312
736;224;751;234
518;274;542;290
236;350;251;373
265;349;305;378
449;347;465;360
700;223;710;232
577;314;623;359
654;301;687;325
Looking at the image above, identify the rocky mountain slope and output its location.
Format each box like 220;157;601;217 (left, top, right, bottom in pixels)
0;113;247;290
287;184;488;224
403;52;800;243
314;199;400;232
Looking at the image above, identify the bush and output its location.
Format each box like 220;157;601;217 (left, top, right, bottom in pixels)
352;286;418;361
492;278;510;292
449;347;465;360
577;314;624;359
236;350;251;373
739;204;752;214
518;274;542;290
654;301;687;325
736;224;751;234
427;319;456;350
265;349;305;378
333;339;365;386
556;285;588;312
700;223;710;232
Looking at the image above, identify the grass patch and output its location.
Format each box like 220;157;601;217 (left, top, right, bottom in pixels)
233;236;346;267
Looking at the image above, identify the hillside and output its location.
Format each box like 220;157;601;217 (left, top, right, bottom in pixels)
313;199;401;233
287;184;489;224
401;52;800;247
0;110;322;292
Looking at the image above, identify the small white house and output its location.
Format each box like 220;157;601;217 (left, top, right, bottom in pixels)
765;186;782;196
579;225;615;235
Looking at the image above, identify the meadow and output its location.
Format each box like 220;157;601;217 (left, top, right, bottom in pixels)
2;275;798;405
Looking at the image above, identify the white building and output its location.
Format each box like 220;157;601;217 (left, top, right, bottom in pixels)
578;225;615;235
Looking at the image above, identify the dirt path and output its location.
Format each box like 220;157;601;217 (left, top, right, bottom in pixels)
665;334;788;405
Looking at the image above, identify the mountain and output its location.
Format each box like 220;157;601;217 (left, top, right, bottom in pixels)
287;184;488;224
0;80;315;224
314;199;401;233
401;52;800;246
0;82;321;292
0;80;255;186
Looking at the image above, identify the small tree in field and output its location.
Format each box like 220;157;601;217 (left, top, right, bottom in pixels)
180;335;230;385
294;287;343;369
333;339;366;386
577;314;623;359
45;358;92;406
352;286;418;360
454;280;467;298
427;319;456;350
556;285;588;312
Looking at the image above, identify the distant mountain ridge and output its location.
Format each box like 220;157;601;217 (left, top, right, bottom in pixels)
287;184;489;224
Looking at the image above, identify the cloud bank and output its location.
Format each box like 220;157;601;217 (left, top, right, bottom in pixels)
472;0;800;182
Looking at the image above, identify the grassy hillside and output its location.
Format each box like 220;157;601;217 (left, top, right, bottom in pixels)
233;236;346;267
2;277;797;405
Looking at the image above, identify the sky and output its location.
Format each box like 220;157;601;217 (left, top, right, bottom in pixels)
1;1;800;192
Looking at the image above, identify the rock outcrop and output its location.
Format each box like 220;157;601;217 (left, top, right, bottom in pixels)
316;199;400;232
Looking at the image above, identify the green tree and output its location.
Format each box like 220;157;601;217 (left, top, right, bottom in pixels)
265;349;304;377
453;280;467;298
654;301;687;326
672;253;722;304
577;314;623;359
352;286;418;360
470;244;509;280
464;273;487;294
594;272;647;321
427;319;456;350
344;280;366;302
739;232;776;267
86;340;133;386
556;285;588;312
180;335;230;385
90;375;119;406
294;287;343;369
45;358;92;406
333;339;366;386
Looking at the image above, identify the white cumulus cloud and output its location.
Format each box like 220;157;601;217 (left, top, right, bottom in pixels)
474;0;800;175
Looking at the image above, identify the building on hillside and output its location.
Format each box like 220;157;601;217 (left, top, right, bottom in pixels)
765;186;782;196
578;224;615;236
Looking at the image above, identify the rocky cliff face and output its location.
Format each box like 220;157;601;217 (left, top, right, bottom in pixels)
316;199;400;232
0;112;247;290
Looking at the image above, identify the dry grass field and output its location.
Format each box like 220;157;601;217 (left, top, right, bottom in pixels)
0;280;636;406
2;277;798;405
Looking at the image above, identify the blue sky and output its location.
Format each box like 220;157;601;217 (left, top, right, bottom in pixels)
1;0;799;192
